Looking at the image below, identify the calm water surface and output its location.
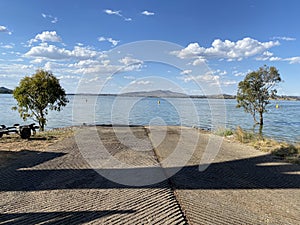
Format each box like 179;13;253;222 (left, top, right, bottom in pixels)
1;94;299;143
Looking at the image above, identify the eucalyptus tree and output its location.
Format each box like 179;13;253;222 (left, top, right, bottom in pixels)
13;70;68;131
237;65;281;126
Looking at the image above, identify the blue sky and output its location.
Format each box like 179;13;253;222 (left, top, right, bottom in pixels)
0;0;300;95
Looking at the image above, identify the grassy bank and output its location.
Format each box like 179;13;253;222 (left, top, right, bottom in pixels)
215;126;300;164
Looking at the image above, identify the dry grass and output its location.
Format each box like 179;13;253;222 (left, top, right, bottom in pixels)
233;126;300;164
235;126;257;143
0;127;74;151
0;127;75;168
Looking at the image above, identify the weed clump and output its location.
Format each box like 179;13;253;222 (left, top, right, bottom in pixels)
214;128;234;137
235;126;256;143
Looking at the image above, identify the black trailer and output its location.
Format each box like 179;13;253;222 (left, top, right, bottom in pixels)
0;123;39;139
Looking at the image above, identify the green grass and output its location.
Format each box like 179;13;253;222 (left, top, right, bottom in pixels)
214;127;234;137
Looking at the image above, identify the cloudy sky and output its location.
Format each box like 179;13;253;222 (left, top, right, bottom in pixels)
0;0;300;95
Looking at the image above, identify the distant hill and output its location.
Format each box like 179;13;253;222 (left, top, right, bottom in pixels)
70;90;300;100
190;94;236;99
120;90;188;98
120;90;237;99
0;87;13;94
275;95;300;101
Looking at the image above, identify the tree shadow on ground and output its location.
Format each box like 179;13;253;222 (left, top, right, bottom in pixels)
0;150;299;191
0;150;65;170
0;210;136;225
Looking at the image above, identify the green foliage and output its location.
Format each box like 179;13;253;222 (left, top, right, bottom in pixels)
236;65;281;125
12;70;68;131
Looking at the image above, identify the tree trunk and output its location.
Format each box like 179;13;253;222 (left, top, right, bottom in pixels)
259;112;263;126
39;110;45;131
39;119;45;131
40;122;45;131
258;124;264;140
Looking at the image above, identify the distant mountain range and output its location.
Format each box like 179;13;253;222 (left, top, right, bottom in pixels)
91;90;300;100
1;87;299;100
0;87;13;94
116;90;235;99
119;90;236;99
71;90;236;98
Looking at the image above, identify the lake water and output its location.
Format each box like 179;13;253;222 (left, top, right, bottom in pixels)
1;94;299;143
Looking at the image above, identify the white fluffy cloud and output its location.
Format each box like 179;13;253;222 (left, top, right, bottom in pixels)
0;26;8;32
25;44;99;60
25;44;69;60
192;57;207;65
141;10;155;16
98;36;120;46
175;37;280;62
181;72;237;89
118;56;143;72
0;62;36;78
29;31;62;45
0;25;12;35
44;61;68;71
23;41;145;81
104;9;132;21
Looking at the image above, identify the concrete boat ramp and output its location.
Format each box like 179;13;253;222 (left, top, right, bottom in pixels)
1;126;299;224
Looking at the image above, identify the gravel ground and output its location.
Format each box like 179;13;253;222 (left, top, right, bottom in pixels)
0;126;299;224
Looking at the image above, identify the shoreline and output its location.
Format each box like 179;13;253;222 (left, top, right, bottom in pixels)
1;124;299;165
1;92;300;101
50;124;300;165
